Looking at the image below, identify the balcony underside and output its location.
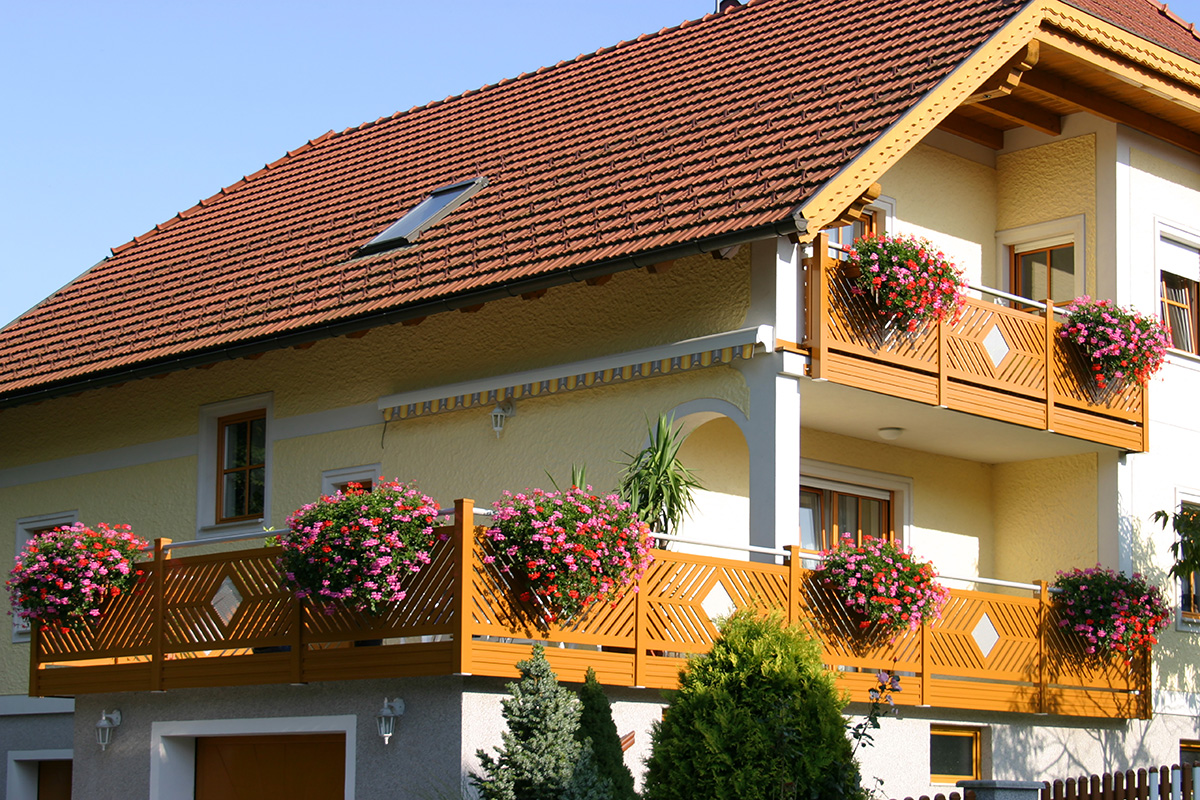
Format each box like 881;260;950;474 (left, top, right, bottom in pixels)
30;511;1148;720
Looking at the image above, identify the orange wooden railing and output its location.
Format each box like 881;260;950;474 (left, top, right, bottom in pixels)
802;233;1149;452
28;499;1149;719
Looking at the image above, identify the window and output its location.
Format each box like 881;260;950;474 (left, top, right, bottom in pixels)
1158;227;1200;355
930;726;981;784
216;410;266;524
799;483;892;554
13;512;77;642
1011;242;1075;307
1179;502;1200;621
359;176;488;256
1182;741;1200;767
199;394;272;536
826;209;877;250
321;464;381;497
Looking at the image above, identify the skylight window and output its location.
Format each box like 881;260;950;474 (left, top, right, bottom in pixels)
359;176;488;256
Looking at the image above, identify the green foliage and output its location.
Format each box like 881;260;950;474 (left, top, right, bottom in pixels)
472;645;608;800
1153;506;1200;584
618;414;702;537
576;668;637;800
546;464;589;492
642;609;865;800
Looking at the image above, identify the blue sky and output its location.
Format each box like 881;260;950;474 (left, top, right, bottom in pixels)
4;0;1200;328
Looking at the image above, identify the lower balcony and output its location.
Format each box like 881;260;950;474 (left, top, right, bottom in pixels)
30;500;1148;720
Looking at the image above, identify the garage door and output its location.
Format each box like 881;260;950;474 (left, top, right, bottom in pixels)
195;733;346;800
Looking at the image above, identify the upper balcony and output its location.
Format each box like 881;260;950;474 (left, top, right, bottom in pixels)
794;233;1148;453
29;501;1148;720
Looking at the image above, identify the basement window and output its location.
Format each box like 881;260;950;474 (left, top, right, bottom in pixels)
359;176;488;256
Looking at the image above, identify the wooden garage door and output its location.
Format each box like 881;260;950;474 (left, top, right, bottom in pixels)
37;760;72;800
195;733;346;800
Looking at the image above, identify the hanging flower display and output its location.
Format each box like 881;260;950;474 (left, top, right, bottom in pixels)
816;535;949;636
845;233;967;331
7;523;149;632
1052;566;1169;658
1058;297;1172;391
279;479;443;614
485;486;654;625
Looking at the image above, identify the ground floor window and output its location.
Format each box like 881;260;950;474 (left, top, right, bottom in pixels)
1182;741;1200;767
930;726;981;784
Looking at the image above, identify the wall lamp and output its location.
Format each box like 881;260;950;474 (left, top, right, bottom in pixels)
376;697;405;744
96;709;122;751
490;399;516;438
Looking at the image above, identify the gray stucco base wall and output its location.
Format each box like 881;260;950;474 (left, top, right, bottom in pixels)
72;676;465;800
0;703;75;799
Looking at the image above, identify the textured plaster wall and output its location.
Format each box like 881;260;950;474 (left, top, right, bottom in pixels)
71;677;464;800
800;429;996;581
675;415;751;553
0;712;74;795
882;141;999;285
997;134;1097;297
991;454;1098;586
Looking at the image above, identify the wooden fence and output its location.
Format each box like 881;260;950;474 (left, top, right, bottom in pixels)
28;499;1149;719
802;233;1148;452
1043;765;1200;800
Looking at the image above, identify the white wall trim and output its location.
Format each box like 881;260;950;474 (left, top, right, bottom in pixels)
196;394;273;538
0;696;74;716
13;511;78;642
668;398;749;440
149;714;357;800
0;436;196;489
995;215;1087;300
6;749;72;800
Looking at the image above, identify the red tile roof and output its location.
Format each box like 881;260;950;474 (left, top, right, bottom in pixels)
0;0;1190;406
1066;0;1200;62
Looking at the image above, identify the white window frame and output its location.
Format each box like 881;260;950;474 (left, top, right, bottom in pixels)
12;511;78;642
995;216;1086;302
150;715;356;800
1155;218;1200;358
320;464;382;497
1173;487;1200;634
800;458;913;544
6;749;72;800
197;393;273;539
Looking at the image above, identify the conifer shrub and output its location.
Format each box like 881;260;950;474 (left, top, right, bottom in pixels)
575;668;637;800
472;645;610;800
642;609;865;800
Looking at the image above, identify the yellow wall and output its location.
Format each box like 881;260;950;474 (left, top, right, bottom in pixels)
882;141;999;285
997;134;1097;297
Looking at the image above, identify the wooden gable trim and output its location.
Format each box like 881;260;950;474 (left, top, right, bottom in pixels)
964;41;1040;104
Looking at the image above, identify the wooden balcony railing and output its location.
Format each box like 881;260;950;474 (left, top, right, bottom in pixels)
30;500;1149;719
802;234;1149;452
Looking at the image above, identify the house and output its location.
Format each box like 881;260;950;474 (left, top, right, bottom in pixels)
3;0;1200;796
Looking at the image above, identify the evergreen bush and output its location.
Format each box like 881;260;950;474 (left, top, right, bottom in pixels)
472;645;610;800
642;609;865;800
576;668;637;800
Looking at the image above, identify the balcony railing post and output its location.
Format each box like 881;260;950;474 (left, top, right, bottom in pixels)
28;622;40;698
634;564;648;688
920;621;931;706
937;317;948;407
1036;580;1049;714
150;538;171;692
289;594;304;684
785;546;803;625
1045;302;1056;433
452;498;475;676
805;233;830;379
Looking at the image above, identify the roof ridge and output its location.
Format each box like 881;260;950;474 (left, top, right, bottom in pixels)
1145;0;1200;45
327;0;762;140
108;130;338;256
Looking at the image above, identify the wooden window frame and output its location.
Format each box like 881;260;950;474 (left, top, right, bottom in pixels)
798;484;894;555
825;209;878;251
930;726;982;784
1010;242;1075;308
215;409;267;525
1161;271;1200;355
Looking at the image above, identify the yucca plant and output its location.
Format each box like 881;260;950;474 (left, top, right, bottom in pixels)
618;414;702;538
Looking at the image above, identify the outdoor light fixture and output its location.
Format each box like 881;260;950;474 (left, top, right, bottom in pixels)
96;709;122;751
376;697;405;744
490;399;515;438
877;427;904;441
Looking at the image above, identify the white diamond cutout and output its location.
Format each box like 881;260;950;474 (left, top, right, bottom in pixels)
982;324;1011;369
211;576;243;626
701;581;737;622
971;612;1000;659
